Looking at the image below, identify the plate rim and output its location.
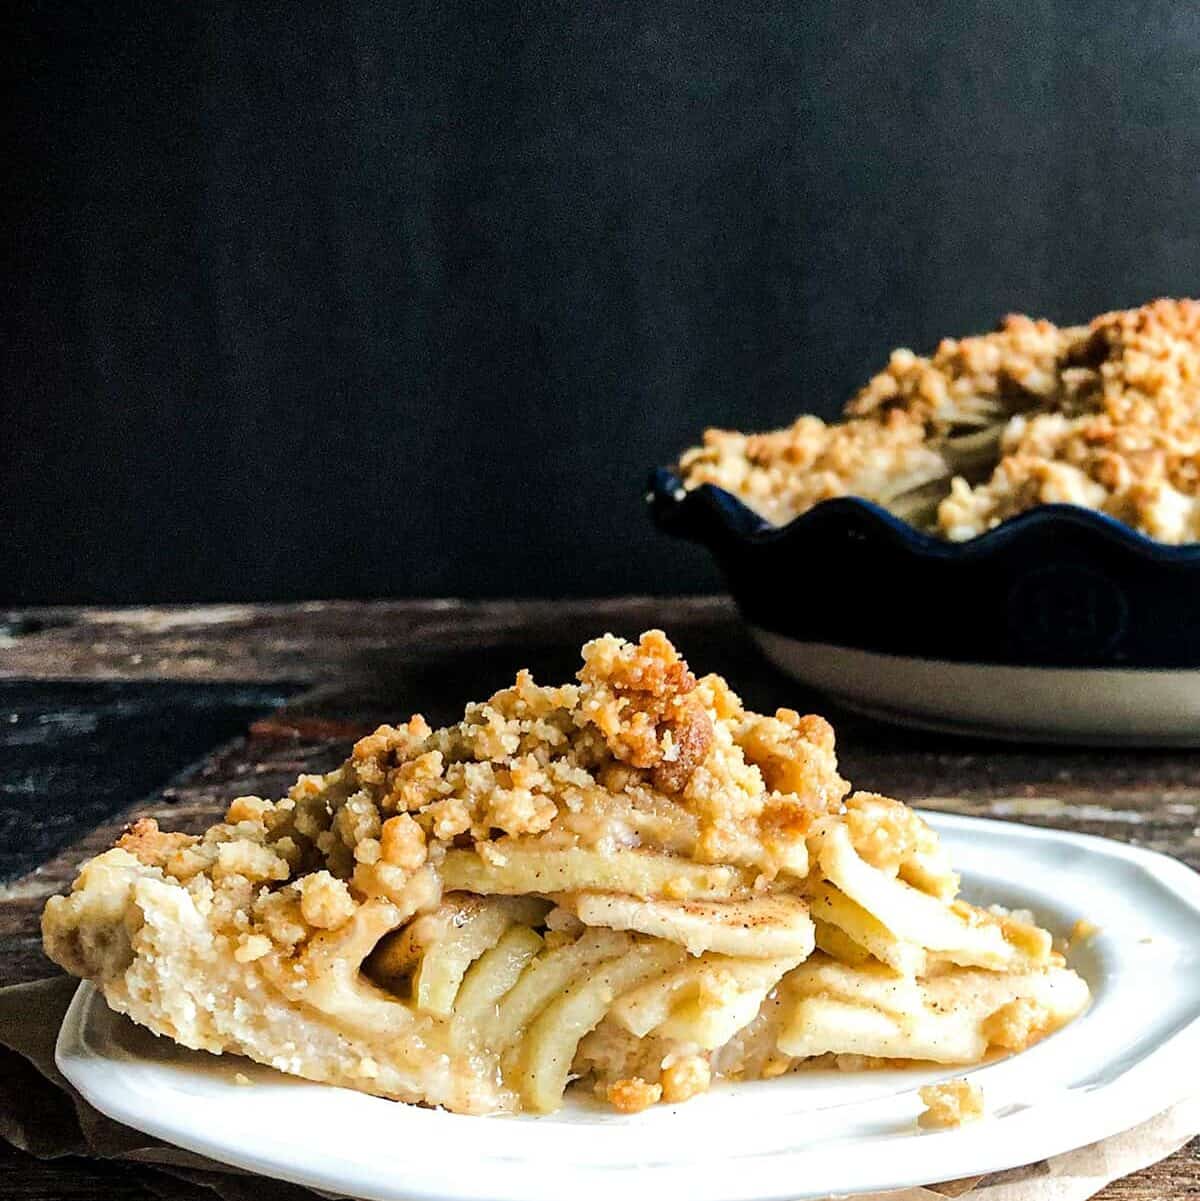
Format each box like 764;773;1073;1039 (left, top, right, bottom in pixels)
56;815;1200;1201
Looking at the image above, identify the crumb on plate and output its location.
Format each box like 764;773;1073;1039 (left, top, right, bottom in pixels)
660;1054;712;1104
919;1078;985;1129
607;1077;664;1114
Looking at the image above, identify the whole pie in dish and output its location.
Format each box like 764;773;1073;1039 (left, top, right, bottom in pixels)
43;632;1088;1115
680;298;1200;544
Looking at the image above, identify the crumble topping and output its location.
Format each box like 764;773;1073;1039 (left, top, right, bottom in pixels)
679;412;951;529
97;633;850;977
680;299;1200;544
848;314;1074;432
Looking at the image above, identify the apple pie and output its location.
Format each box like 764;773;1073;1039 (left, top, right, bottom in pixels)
680;298;1200;543
43;632;1088;1115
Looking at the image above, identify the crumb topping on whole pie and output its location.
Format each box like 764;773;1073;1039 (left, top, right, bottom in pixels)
680;298;1200;543
43;632;1089;1115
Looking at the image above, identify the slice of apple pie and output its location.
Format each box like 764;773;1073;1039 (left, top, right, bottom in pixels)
43;631;1088;1115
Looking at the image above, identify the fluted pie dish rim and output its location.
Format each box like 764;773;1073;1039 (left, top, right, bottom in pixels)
649;466;1200;678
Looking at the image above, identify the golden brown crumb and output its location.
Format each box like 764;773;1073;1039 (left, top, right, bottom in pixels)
660;1055;712;1103
579;629;714;795
842;793;933;874
226;795;272;824
233;933;272;963
116;818;197;868
981;997;1052;1051
919;1078;985;1129
214;839;290;885
379;814;428;870
1070;917;1101;945
651;704;715;796
297;871;356;929
606;1076;664;1113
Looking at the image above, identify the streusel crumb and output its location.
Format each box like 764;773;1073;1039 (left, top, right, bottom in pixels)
607;1077;664;1113
660;1055;712;1103
918;1079;985;1129
980;997;1052;1051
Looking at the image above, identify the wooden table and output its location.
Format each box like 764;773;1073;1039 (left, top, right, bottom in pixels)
1;599;1196;1198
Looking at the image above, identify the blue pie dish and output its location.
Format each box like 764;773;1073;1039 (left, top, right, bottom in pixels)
648;467;1200;743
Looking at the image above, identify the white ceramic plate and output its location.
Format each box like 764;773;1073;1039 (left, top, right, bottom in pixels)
752;629;1200;745
57;814;1200;1201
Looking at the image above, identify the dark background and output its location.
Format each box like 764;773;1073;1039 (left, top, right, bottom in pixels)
6;1;1200;604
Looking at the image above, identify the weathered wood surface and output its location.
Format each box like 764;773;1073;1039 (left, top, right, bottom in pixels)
0;598;734;683
0;600;1197;1198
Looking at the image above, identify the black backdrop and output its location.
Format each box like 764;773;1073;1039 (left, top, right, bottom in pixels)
7;1;1200;603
